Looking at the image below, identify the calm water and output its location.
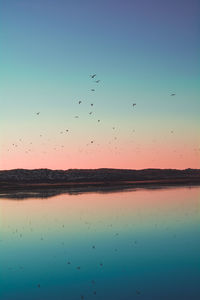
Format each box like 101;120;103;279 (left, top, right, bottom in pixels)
0;186;200;300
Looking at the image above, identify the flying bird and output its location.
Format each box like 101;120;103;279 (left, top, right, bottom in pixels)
132;103;136;107
36;112;40;115
95;80;100;83
90;74;96;78
78;101;82;104
91;89;95;92
170;93;176;96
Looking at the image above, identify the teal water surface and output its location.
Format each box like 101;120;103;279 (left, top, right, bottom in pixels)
0;186;200;300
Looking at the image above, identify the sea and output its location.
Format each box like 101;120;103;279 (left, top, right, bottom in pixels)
0;185;200;300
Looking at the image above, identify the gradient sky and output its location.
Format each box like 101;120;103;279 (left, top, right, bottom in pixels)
0;0;199;170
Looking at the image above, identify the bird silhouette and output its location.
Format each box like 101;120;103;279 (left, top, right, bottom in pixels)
90;74;96;78
171;93;176;96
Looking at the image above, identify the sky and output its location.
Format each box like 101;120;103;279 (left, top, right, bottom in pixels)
0;0;200;170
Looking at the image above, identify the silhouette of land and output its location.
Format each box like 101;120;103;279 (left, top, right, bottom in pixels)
0;168;200;193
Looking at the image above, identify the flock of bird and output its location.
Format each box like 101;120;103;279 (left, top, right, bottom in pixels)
4;73;182;161
36;73;136;120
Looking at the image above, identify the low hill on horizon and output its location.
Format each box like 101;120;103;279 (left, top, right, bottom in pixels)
0;168;200;185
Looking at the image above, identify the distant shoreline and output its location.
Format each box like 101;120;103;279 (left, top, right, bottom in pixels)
0;179;200;200
0;168;200;193
1;178;200;192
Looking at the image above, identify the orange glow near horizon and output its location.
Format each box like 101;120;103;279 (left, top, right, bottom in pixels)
1;187;200;234
1;140;199;170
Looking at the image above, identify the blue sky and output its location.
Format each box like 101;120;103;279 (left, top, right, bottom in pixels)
0;0;199;169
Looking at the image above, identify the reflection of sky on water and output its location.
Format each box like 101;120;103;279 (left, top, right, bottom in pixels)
0;186;200;299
